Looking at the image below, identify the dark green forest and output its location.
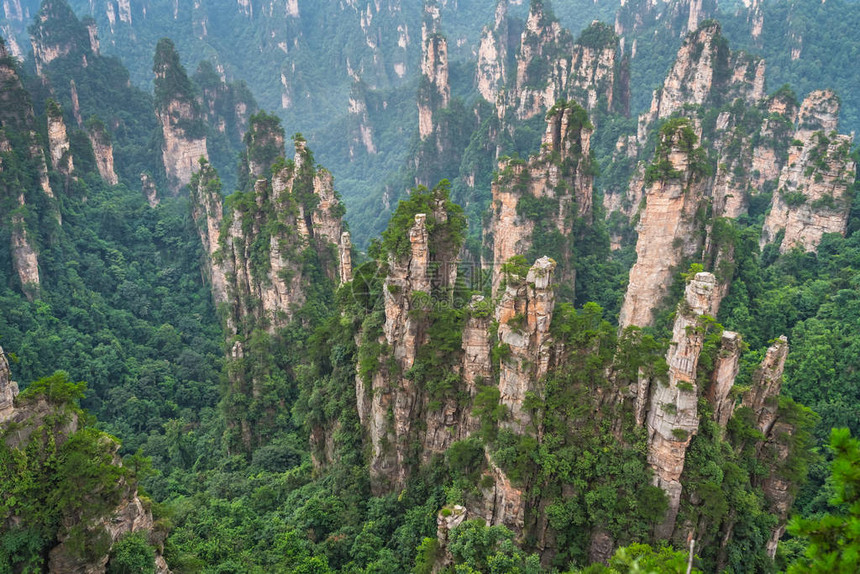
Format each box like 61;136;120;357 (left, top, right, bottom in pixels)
1;0;860;573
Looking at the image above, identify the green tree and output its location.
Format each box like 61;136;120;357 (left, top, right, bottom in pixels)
788;428;860;573
107;532;156;574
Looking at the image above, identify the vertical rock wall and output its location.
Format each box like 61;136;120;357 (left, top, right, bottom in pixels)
619;121;708;329
645;272;718;539
761;91;855;253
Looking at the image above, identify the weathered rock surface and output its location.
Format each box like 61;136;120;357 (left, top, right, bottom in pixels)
646;272;718;539
707;331;742;429
47;104;73;175
619;121;708;329
157;99;209;195
509;7;623;120
487;102;594;296
637;21;764;144
87;121;119;185
189;161;230;309
418;2;449;141
475;0;508;104
0;346;19;423
761;91;855;253
496;256;556;433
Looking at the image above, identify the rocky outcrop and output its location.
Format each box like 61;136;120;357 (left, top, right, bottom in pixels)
487;101;594;296
30;0;85;75
761;91;855;253
742;336;788;440
707;331;742;429
475;0;508;104
619;120;709;329
508;7;623;120
637;21;765;144
189;161;230;309
496;256;556;433
0;44;53;298
87;120;119;185
0;346;19;423
646;272;718;539
153;39;208;194
140;173;159;207
157;99;209;195
738;336;796;558
0;355;169;573
418;1;449;141
46;101;73;175
192;118;345;449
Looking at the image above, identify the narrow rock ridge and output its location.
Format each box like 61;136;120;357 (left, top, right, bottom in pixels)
0;345;19;424
418;1;449;141
637;21;765;144
347;80;376;156
646;272;718;539
475;0;508;104
496;256;557;433
87;119;119;185
189;161;230;310
140;172;159;207
487;101;594;296
153;39;209;194
46;101;73;176
738;336;796;557
618;120;709;329
761;91;855;253
508;7;623;120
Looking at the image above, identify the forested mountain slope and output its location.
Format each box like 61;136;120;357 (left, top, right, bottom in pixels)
0;0;859;573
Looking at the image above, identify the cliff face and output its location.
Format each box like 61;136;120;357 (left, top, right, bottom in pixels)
87;120;119;185
475;0;508;104
0;41;59;297
190;117;348;449
618;120;709;329
637;21;765;144
761;91;855;253
487;101;594;296
496;256;556;433
645;272;718;538
153;39;209;195
189;161;230;310
46;103;73;176
508;5;624;120
418;2;449;142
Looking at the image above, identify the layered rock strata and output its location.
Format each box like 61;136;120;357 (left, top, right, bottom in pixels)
618;120;708;329
645;272;718;539
637;21;765;144
487;101;594;296
87;120;119;185
496;256;557;433
761;91;855;253
509;5;623;120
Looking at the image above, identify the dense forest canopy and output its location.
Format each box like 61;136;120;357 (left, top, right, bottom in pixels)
0;0;859;572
